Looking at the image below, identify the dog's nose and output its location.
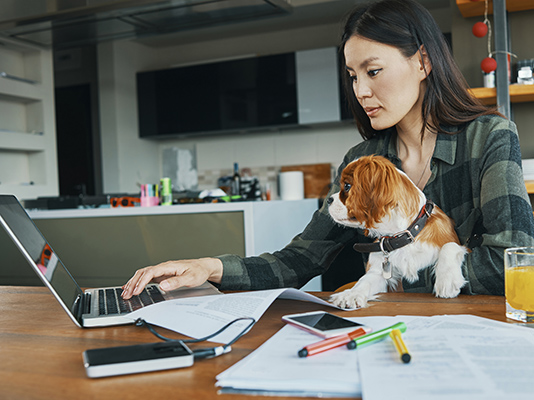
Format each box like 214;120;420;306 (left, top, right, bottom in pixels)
326;197;334;206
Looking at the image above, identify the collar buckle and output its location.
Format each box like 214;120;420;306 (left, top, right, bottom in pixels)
394;229;415;244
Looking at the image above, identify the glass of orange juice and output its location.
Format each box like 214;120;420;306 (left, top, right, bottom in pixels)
505;247;534;323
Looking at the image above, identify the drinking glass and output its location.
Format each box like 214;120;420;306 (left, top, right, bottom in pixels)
505;247;534;323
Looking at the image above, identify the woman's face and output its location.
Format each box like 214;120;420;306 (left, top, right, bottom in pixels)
344;35;429;132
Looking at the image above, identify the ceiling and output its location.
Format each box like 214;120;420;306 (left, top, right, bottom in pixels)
0;0;451;50
133;0;451;48
135;0;360;48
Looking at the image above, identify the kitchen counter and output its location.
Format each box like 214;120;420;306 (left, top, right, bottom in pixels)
2;200;321;290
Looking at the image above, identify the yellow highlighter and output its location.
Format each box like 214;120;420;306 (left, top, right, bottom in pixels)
389;328;411;363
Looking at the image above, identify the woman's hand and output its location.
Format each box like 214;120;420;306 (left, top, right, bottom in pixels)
121;257;223;299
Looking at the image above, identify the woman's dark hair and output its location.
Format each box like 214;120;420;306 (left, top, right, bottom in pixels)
340;0;499;140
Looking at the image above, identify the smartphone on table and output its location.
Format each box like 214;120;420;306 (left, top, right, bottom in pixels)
282;311;371;338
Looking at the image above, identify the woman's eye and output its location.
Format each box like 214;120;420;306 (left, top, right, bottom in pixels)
344;183;352;193
349;75;357;83
368;69;382;77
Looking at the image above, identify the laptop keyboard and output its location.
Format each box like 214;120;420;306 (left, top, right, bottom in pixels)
98;285;165;315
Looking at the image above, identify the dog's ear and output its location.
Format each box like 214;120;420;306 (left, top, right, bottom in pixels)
347;156;392;228
345;156;419;230
339;162;357;205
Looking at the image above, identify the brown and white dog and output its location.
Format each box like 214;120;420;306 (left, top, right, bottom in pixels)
328;155;467;309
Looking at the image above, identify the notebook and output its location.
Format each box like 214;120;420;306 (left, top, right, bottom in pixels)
0;194;221;327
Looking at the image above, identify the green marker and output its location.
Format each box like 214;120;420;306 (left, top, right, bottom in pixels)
347;322;407;350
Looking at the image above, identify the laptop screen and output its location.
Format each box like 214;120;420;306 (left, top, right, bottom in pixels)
0;195;84;320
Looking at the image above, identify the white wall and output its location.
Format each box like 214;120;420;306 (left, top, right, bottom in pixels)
98;41;161;193
159;124;362;181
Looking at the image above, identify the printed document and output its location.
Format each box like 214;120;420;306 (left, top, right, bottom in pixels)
128;288;350;343
216;323;361;398
216;315;534;399
358;315;534;400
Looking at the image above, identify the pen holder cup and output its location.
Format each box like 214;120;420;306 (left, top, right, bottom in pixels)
141;196;159;207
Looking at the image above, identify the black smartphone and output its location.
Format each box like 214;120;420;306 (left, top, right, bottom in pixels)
83;341;194;378
282;311;371;338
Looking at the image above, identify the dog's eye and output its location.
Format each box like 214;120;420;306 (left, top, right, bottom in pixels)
343;183;352;193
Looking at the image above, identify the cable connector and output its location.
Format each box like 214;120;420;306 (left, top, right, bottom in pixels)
193;345;232;360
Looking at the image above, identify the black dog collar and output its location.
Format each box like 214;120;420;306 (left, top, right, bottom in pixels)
353;200;435;254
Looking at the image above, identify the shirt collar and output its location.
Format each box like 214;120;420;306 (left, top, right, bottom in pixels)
433;132;457;165
385;127;458;167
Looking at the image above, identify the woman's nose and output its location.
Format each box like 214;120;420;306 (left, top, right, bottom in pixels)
354;81;372;100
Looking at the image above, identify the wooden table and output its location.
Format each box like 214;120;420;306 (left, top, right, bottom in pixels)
0;286;508;400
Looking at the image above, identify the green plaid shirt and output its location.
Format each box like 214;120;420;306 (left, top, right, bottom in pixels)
218;115;534;295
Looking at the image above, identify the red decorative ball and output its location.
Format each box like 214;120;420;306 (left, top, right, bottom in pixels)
472;22;488;37
481;57;497;73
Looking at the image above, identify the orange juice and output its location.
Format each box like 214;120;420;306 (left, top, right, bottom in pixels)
505;266;534;311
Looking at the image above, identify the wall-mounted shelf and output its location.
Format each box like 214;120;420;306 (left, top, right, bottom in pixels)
469;84;534;105
0;40;57;200
0;130;45;151
0;71;38;85
456;0;534;18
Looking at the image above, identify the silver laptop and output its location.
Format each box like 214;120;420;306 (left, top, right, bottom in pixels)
0;194;221;327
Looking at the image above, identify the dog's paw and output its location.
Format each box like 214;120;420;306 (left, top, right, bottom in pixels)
330;288;369;309
434;271;466;298
433;243;468;298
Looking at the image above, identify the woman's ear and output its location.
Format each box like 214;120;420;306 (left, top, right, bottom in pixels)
418;45;432;78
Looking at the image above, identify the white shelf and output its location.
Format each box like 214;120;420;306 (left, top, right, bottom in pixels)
0;41;42;85
0;184;51;198
0;79;44;101
0;130;46;151
0;40;58;200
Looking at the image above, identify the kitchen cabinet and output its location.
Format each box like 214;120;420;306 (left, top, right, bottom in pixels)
0;39;58;200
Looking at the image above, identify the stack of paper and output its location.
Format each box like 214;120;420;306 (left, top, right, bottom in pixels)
216;324;361;397
216;315;534;399
358;315;534;400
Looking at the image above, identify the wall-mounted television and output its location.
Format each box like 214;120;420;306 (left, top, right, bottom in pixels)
137;53;298;138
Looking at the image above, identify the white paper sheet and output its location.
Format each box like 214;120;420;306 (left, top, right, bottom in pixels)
215;314;534;399
127;288;351;343
216;323;362;398
357;315;534;400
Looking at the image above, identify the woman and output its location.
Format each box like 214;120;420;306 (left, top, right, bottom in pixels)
122;0;534;301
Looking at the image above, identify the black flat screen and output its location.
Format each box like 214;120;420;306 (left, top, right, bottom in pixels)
137;53;298;138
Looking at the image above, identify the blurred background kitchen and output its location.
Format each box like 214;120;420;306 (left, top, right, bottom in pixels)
1;0;533;290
